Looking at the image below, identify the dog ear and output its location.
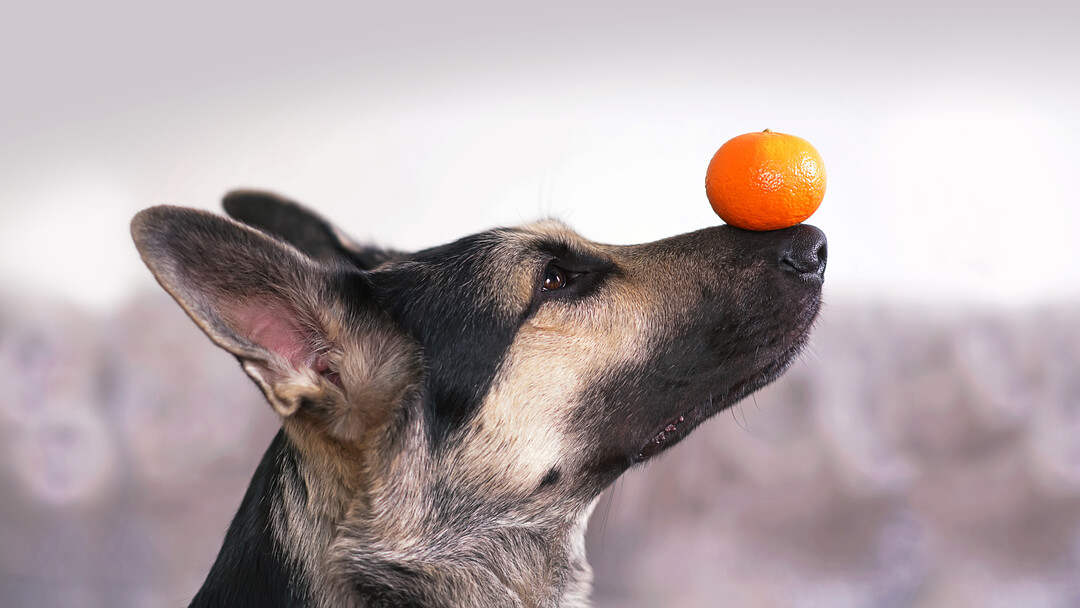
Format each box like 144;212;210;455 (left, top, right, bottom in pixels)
131;206;420;440
222;190;405;270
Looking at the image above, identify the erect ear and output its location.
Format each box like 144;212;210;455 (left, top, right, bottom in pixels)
222;190;406;270
131;205;421;440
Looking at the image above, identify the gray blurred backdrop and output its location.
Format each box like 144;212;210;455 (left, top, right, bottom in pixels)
2;1;1079;606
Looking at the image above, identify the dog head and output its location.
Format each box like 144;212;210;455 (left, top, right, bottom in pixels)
132;191;825;527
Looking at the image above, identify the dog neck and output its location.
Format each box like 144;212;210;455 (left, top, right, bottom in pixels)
329;414;598;608
191;426;596;608
331;510;596;608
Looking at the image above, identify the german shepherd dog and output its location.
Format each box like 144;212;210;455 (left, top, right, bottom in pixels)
131;190;826;607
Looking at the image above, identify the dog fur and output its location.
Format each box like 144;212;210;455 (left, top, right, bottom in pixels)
131;190;826;607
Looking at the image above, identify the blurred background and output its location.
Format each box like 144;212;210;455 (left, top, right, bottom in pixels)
2;0;1078;606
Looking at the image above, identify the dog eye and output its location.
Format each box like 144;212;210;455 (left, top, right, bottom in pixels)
542;266;567;291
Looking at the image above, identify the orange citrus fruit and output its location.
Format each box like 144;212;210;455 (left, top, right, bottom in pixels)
705;130;826;231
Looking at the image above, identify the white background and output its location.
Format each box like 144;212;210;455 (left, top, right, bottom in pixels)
2;0;1078;308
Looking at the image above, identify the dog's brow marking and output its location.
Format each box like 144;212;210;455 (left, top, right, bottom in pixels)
470;220;592;315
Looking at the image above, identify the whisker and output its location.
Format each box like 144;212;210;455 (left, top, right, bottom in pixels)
731;402;749;433
597;484;615;548
612;476;625;524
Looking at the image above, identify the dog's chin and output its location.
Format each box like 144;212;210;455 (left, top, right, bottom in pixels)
633;328;814;464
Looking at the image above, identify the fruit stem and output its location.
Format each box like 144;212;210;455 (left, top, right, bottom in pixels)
763;128;772;133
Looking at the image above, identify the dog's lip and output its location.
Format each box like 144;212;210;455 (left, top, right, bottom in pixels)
633;340;806;463
636;413;690;462
633;385;745;463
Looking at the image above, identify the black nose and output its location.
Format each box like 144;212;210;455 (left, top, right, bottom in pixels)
777;225;827;279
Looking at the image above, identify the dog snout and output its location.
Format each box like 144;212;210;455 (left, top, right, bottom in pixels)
777;224;827;279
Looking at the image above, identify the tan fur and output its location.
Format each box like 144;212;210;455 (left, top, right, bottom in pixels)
319;311;423;442
456;295;655;494
132;198;823;608
451;222;669;496
276;422;367;608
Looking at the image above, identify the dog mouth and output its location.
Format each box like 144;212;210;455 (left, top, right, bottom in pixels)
633;339;807;463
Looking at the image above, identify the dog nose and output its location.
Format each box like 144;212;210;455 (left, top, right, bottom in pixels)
777;225;827;279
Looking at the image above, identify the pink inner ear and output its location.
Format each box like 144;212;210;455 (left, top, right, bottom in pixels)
228;301;314;369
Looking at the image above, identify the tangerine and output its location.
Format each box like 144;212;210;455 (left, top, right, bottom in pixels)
705;130;826;231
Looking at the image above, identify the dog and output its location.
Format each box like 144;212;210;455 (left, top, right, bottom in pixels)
130;190;826;607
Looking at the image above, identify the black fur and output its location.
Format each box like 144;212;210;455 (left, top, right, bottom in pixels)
191;431;311;607
579;224;824;478
368;232;532;444
132;193;827;608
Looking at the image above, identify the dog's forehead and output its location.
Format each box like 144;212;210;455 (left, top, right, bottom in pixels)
496;219;596;255
512;218;585;242
490;219;595;261
401;219;598;308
